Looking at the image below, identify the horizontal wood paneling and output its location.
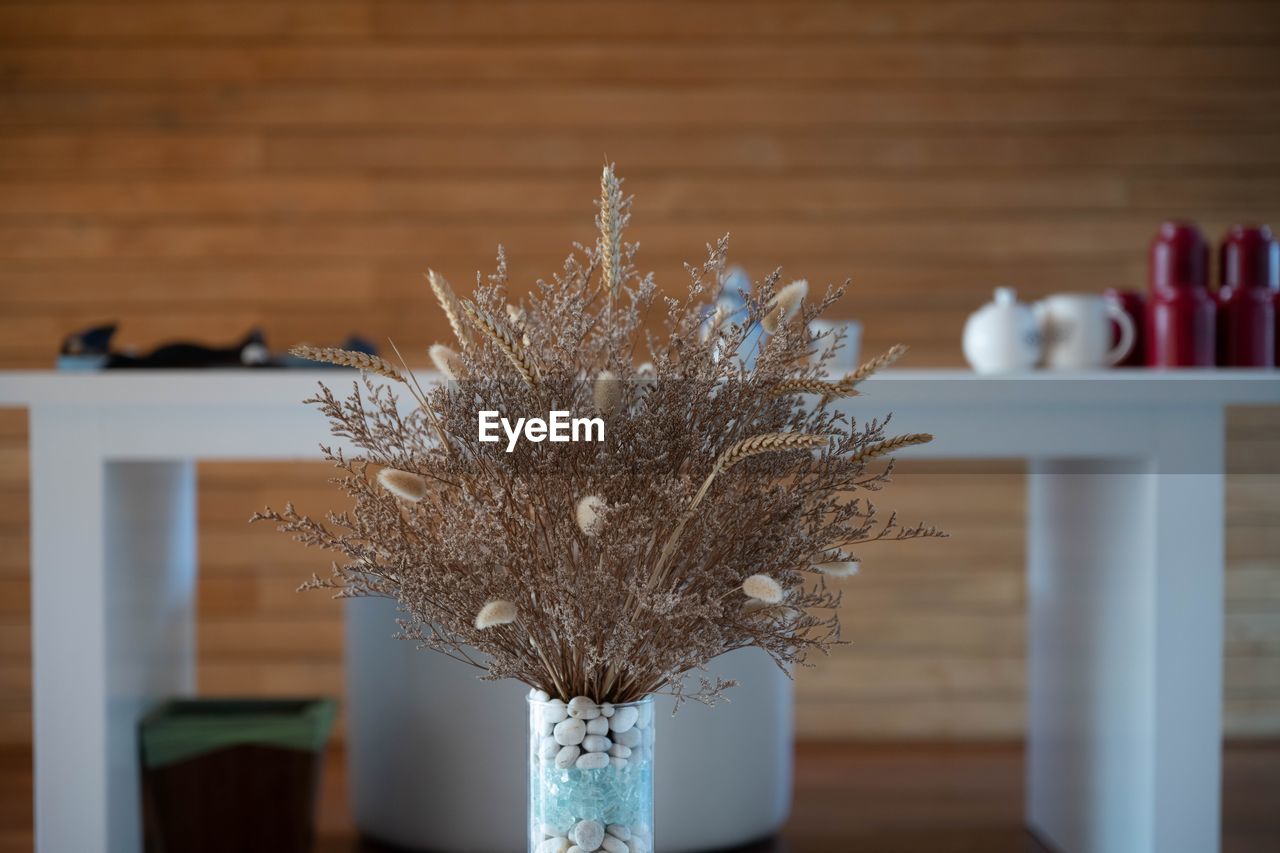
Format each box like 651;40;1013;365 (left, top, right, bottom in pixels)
0;0;1277;746
5;87;1279;129
5;44;1279;85
2;129;1280;174
3;2;1279;43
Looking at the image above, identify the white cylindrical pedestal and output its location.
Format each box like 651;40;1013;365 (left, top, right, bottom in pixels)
345;598;791;851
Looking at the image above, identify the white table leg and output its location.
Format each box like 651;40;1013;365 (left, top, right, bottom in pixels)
30;407;196;853
1027;421;1224;852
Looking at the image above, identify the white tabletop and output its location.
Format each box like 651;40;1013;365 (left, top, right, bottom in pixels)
1;368;1277;407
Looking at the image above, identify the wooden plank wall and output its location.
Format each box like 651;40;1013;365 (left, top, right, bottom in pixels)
1;0;1279;745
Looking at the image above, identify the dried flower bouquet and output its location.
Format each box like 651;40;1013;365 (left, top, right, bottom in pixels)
256;166;940;708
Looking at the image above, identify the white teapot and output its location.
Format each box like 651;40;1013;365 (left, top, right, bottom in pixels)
962;287;1042;373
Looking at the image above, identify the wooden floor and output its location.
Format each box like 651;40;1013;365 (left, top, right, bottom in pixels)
2;741;1277;852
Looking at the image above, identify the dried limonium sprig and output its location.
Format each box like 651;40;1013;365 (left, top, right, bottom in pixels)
255;165;942;707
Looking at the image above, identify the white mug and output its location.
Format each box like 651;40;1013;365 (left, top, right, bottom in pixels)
1034;293;1135;369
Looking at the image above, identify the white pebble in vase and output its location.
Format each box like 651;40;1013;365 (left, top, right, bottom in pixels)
585;716;609;736
575;751;610;770
600;836;630;853
538;737;559;761
543;699;568;724
581;734;612;753
609;706;638;733
554;745;581;769
553;718;586;746
567;696;601;720
571;819;605;851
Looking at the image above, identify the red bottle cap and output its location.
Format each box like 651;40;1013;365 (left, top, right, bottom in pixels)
1220;224;1279;291
1150;221;1209;293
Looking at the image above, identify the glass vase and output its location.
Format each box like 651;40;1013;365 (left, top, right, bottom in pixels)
528;694;654;853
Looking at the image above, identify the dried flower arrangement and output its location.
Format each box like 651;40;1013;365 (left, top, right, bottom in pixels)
255;166;941;708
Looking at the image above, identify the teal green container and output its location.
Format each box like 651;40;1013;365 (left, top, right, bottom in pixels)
140;698;336;853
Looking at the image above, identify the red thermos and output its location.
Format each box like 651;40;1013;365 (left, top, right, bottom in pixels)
1147;221;1216;367
1216;224;1277;368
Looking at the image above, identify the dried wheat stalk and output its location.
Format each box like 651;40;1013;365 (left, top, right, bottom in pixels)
840;344;909;389
652;431;834;586
599;164;624;315
289;345;406;383
426;269;470;349
690;432;833;509
848;432;934;465
460;301;541;390
769;378;860;399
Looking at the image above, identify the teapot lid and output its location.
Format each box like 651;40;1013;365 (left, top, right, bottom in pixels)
992;286;1018;306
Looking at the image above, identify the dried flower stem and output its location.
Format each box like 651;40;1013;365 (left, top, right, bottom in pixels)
648;432;833;593
386;338;454;458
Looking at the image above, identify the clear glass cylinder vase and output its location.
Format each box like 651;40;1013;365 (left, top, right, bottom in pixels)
528;694;654;853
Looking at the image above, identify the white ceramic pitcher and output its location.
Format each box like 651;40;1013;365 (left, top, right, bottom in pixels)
1035;293;1136;369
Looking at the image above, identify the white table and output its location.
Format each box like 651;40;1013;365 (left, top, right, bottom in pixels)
1;369;1277;853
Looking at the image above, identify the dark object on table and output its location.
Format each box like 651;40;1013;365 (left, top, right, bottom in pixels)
1216;224;1277;368
1146;221;1216;367
106;327;270;369
57;324;270;369
60;322;117;357
57;324;380;370
139;698;336;853
57;322;119;370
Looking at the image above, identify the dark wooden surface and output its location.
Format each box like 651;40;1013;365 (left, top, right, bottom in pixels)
2;739;1277;851
325;741;1280;853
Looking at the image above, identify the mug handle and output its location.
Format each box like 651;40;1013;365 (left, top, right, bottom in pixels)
1105;301;1136;366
